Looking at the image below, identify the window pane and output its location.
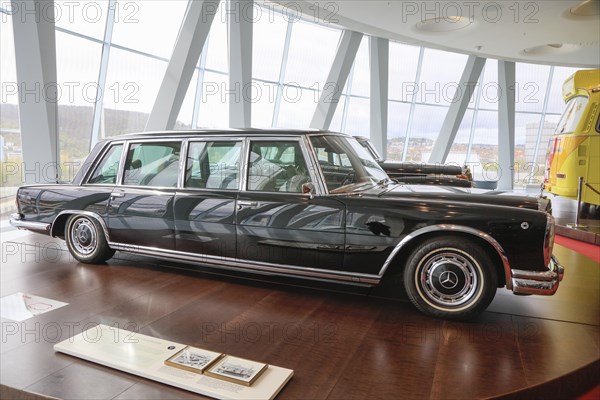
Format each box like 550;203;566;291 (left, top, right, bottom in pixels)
185;141;241;189
478;59;498;111
251;81;276;128
88;144;123;184
406;105;448;162
111;0;188;58
515;113;543;188
277;86;318;129
329;95;346;132
284;20;341;89
469;110;499;181
175;69;198;130
124;142;181;187
349;37;369;97
55;0;108;40
343;97;369;136
198;71;228;128
252;11;287;81
418;48;468;106
516;63;550;113
205;3;228;73
0;14;23;186
247;141;309;192
447;109;475;166
310;135;386;192
387;101;411;161
546;67;579;114
389;42;420;102
55;31;102;167
103;48;168;136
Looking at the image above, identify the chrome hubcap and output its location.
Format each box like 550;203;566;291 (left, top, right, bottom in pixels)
71;218;97;255
420;251;478;307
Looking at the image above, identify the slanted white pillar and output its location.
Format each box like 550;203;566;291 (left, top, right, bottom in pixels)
12;0;58;183
90;0;116;148
369;37;389;157
428;56;485;164
145;0;220;131
228;0;253;128
310;30;363;130
498;60;516;190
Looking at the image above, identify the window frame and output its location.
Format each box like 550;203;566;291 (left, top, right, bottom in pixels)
183;138;244;191
242;136;322;195
84;140;126;186
119;139;183;189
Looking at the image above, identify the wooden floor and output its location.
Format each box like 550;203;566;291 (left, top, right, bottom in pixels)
1;226;598;399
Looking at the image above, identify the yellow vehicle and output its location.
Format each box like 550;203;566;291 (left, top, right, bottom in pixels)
544;69;600;206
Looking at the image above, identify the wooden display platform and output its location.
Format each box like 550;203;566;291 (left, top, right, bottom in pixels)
54;325;293;400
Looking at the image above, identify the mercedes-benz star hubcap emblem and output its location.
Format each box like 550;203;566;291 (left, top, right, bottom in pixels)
439;271;459;289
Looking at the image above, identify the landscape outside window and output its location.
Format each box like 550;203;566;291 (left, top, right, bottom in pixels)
0;2;578;188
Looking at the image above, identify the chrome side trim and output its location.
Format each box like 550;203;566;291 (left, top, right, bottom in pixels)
51;210;110;241
107;242;381;286
378;224;513;289
9;214;51;233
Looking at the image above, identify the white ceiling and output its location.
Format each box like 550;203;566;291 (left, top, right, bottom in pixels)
289;0;600;68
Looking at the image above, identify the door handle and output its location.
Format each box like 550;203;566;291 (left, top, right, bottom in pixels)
237;200;258;209
110;192;125;198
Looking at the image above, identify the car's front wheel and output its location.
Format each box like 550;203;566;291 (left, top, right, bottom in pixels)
65;215;115;264
403;236;497;320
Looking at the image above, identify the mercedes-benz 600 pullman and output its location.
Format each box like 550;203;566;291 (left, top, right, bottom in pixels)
11;130;564;319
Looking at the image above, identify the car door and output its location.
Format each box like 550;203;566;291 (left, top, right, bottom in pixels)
173;139;241;259
236;137;345;271
107;140;181;250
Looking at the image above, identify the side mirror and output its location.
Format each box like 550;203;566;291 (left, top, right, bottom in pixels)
302;182;315;199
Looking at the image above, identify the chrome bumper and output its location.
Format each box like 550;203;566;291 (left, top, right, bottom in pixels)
511;256;564;296
9;213;51;234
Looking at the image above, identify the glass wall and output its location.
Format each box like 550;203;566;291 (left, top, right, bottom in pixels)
0;2;581;188
0;12;23;186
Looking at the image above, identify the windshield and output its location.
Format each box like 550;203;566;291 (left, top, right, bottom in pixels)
555;96;588;135
310;135;389;193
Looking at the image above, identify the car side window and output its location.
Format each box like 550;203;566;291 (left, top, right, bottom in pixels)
247;141;310;193
123;142;181;187
87;144;123;184
185;141;241;189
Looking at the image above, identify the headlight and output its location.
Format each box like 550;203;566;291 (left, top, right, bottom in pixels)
543;214;555;266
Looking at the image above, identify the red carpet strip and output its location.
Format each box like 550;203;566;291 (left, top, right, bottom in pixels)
555;235;600;264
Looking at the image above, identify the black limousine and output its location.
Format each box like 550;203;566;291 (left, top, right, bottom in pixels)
354;136;473;188
11;130;563;319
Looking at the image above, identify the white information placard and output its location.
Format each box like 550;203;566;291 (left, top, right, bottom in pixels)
54;324;293;400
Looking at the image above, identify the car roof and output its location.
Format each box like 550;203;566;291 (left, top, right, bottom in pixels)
110;128;350;140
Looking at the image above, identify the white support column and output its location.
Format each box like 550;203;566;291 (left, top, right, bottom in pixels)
89;0;116;149
271;20;293;128
228;0;253;128
310;30;362;130
369;37;389;157
498;60;516;190
145;0;220;131
12;0;58;183
428;56;485;164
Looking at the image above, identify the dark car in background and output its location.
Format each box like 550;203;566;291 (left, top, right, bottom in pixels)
354;136;473;187
11;130;563;319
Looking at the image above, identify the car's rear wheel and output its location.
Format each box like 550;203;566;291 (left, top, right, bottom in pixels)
65;215;114;263
403;236;497;320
